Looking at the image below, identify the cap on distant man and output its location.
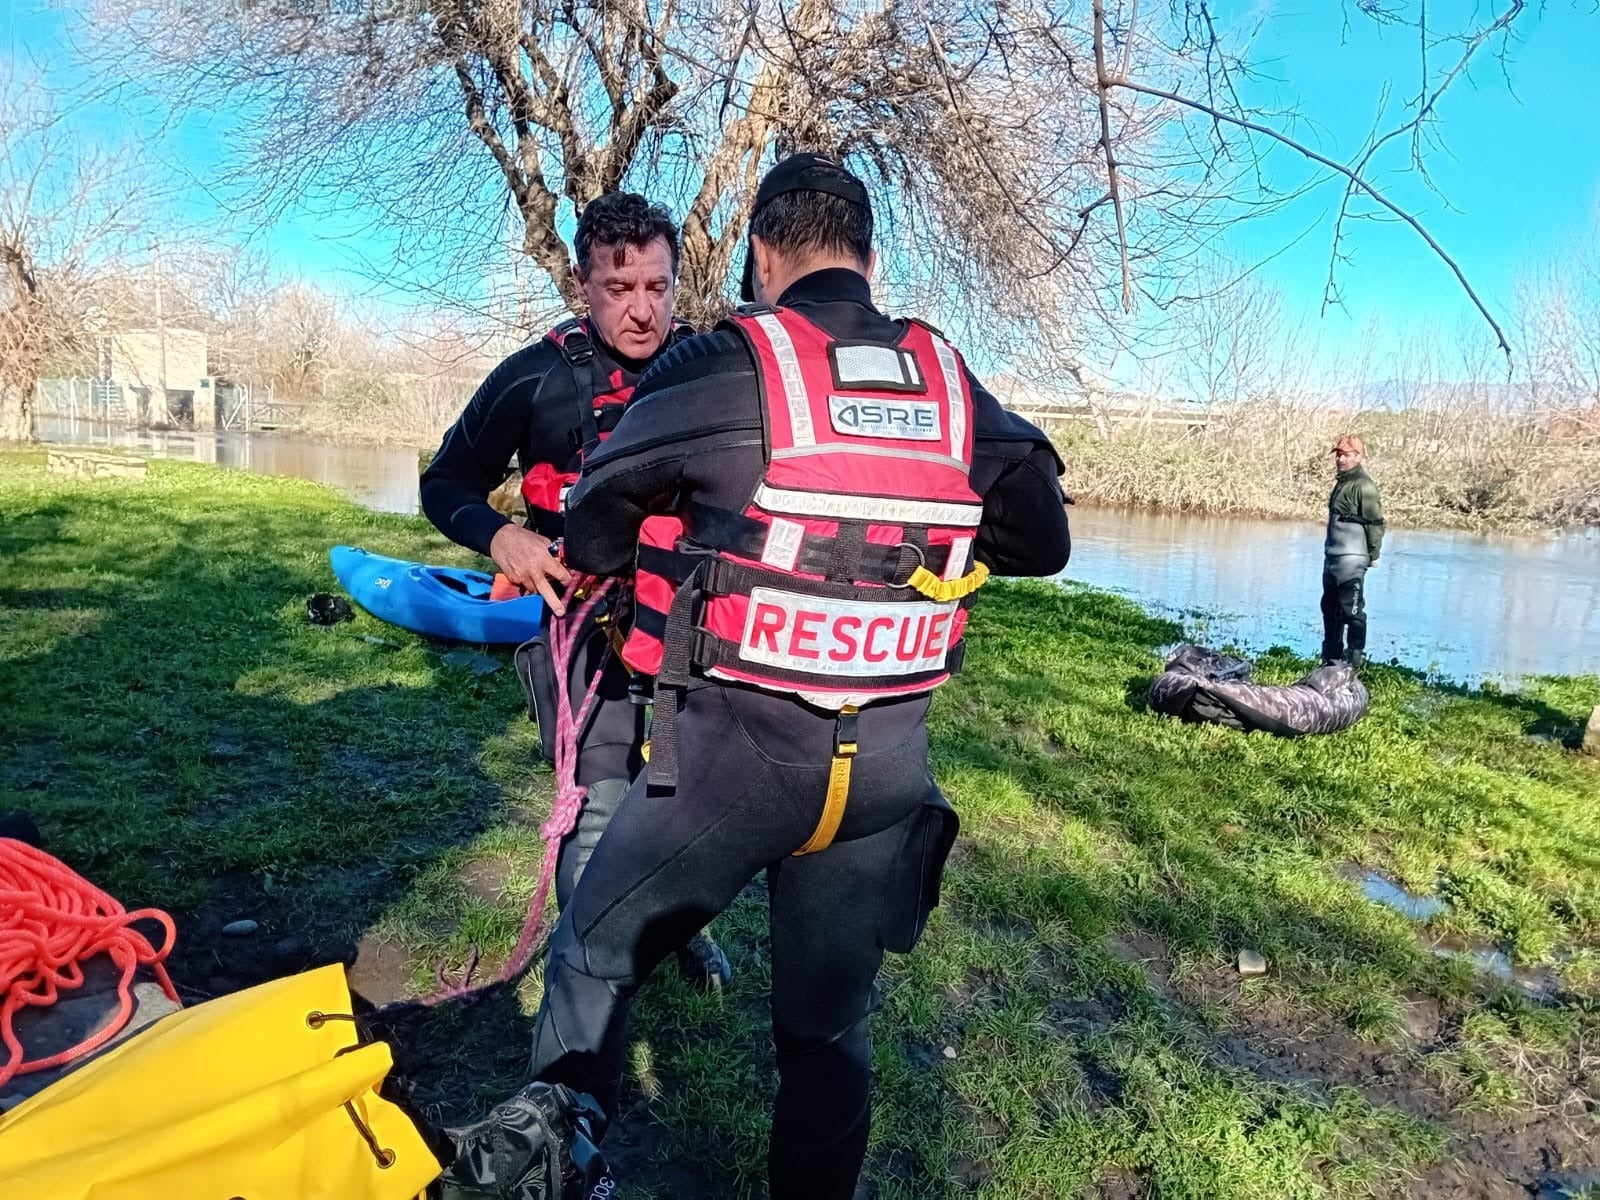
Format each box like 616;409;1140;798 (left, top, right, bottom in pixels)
1331;435;1365;455
740;153;872;302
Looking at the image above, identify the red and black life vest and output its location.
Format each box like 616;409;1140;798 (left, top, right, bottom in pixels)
633;305;990;788
518;318;635;531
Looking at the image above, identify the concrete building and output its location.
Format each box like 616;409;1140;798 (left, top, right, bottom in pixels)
97;328;215;428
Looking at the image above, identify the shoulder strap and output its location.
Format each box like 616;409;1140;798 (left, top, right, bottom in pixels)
548;318;600;456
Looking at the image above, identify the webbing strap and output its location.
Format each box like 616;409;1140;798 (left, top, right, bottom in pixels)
682;502;952;582
635;541;702;585
793;707;858;856
703;557;939;606
555;322;601;457
824;520;869;583
646;561;708;790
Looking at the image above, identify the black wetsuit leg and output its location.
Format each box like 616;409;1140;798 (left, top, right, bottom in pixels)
1320;569;1344;661
1321;560;1368;661
1340;573;1367;654
527;685;943;1199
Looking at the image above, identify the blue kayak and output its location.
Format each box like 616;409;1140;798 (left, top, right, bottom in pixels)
329;545;545;644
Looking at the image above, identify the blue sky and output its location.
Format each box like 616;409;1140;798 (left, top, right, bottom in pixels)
2;0;407;297
1204;1;1600;359
6;0;1598;359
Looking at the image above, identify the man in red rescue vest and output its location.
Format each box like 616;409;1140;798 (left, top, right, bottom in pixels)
420;192;729;988
526;155;1072;1197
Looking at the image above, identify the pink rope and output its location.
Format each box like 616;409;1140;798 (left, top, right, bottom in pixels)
428;574;616;1002
498;575;615;979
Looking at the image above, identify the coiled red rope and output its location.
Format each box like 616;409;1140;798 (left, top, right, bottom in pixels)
0;838;179;1090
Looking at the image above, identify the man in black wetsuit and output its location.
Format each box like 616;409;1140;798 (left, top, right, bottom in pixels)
526;156;1072;1198
420;192;728;987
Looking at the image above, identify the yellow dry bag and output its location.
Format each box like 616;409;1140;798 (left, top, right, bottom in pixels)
0;963;440;1199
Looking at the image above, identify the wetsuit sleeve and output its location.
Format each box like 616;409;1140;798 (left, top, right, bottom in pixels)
1360;478;1385;561
967;373;1071;577
563;329;764;576
420;344;554;557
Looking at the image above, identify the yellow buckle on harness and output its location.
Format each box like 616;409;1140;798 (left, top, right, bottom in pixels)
794;706;858;857
907;561;990;602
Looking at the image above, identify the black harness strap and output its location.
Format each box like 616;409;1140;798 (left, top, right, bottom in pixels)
680;502;951;583
702;558;936;606
552;321;601;457
645;561;708;791
824;520;870;584
629;603;668;641
635;542;703;586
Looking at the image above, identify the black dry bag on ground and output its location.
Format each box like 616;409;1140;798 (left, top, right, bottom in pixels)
431;1081;611;1200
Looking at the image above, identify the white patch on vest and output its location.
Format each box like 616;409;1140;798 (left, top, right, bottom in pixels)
828;395;942;441
833;343;918;388
754;314;814;447
943;536;972;581
738;587;960;678
760;518;805;571
754;483;984;527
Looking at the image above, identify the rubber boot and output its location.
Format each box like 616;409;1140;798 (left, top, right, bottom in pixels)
1344;648;1367;669
675;929;733;992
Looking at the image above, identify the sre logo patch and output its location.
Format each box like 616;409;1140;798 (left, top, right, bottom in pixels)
828;396;942;441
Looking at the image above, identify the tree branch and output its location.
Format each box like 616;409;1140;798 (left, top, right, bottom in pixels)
1323;1;1525;315
1109;73;1511;359
1092;0;1134;312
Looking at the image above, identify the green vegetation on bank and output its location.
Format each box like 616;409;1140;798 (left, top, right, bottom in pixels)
1053;402;1600;532
2;451;1597;1198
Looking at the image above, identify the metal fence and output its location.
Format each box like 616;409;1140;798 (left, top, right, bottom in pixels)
34;377;285;432
34;378;130;422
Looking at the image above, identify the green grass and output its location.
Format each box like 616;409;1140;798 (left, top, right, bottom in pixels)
2;449;1598;1197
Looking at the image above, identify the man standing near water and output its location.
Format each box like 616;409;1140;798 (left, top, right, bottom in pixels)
420;191;729;988
1321;435;1385;668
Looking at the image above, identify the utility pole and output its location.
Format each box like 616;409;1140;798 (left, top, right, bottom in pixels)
152;237;167;423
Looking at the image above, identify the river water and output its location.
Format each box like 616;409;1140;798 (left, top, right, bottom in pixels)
34;417;1600;682
34;415;423;516
1062;505;1599;682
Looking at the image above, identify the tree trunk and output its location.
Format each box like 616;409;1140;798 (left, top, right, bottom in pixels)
0;370;36;442
2;253;42;442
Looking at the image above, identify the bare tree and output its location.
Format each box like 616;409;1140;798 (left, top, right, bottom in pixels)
0;69;147;442
88;0;1203;367
81;0;1549;395
1517;244;1600;409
